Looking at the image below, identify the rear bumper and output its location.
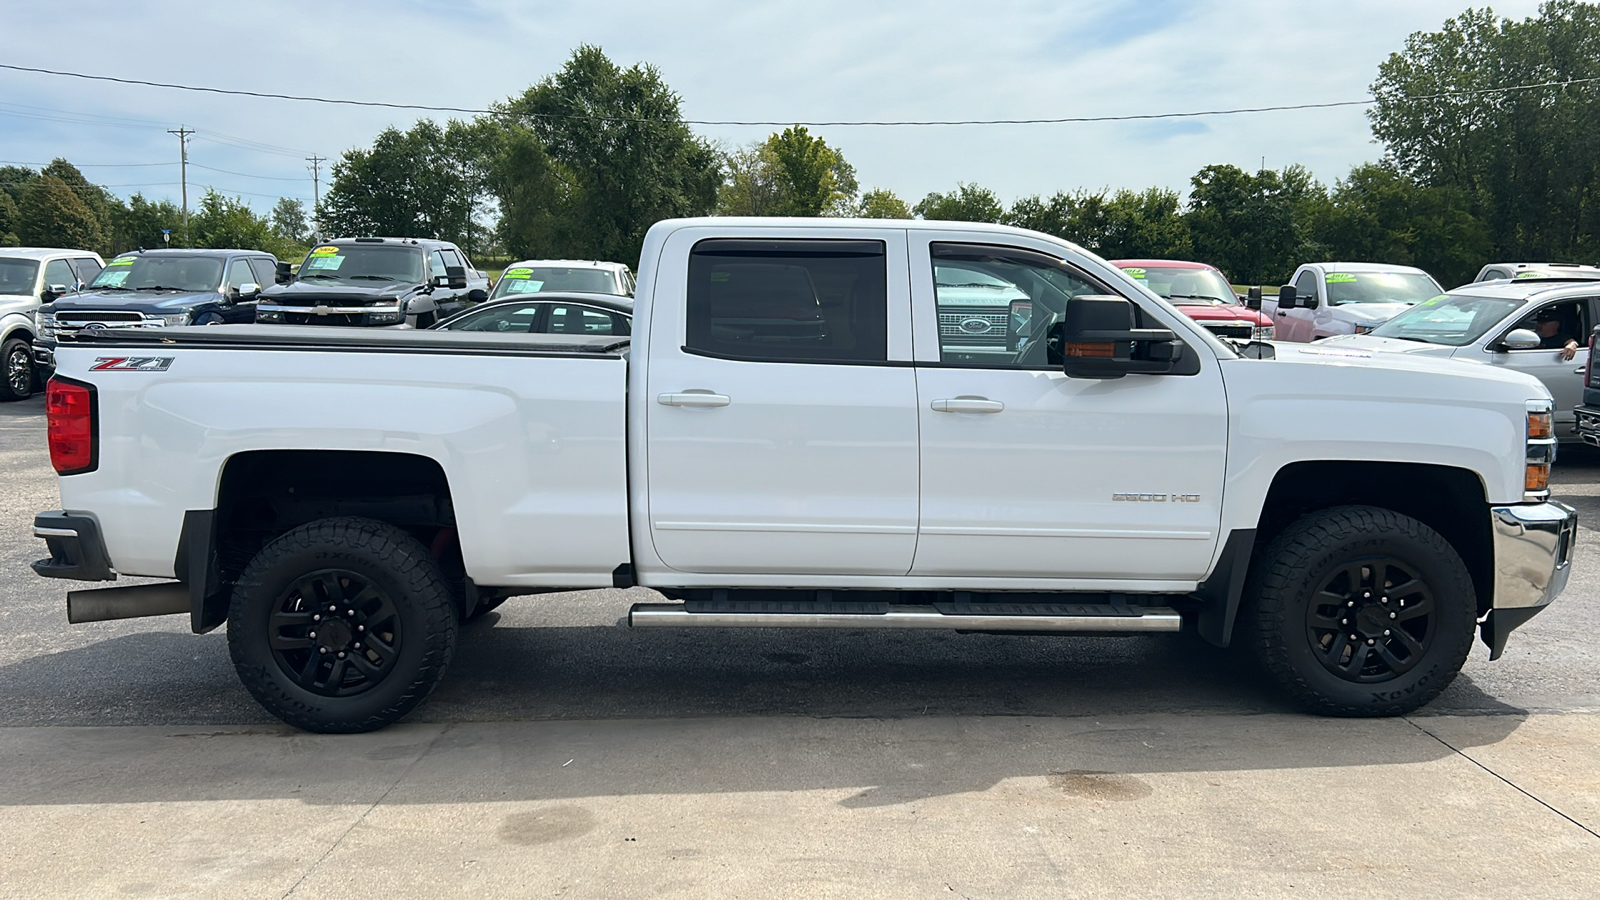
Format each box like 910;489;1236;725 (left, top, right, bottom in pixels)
31;510;116;581
1483;501;1577;658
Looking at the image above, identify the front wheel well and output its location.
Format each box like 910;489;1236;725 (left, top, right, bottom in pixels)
1255;461;1493;616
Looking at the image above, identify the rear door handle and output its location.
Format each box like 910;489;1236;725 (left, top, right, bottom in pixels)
657;391;731;408
931;397;1005;414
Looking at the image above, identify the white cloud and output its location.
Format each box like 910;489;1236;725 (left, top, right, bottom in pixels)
0;0;1549;214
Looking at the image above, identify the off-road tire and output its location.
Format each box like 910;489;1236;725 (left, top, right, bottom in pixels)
1;337;33;402
1244;505;1475;717
227;517;458;733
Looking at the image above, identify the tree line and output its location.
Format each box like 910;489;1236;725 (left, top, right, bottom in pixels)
5;3;1597;287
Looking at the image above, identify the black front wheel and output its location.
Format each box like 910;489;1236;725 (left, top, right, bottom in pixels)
0;337;33;402
228;517;459;733
1244;505;1476;716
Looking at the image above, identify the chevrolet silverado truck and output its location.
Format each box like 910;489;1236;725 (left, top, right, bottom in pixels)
255;237;489;328
31;218;1576;733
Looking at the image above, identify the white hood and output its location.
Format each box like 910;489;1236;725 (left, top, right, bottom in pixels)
1328;302;1414;326
1315;334;1459;358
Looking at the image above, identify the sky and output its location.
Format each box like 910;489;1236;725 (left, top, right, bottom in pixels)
0;0;1551;217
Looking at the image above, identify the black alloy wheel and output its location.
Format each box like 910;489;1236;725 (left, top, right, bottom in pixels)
1;337;33;401
1305;558;1434;682
267;569;403;697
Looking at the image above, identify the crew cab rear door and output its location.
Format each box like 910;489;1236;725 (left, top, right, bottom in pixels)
643;227;920;575
907;231;1227;584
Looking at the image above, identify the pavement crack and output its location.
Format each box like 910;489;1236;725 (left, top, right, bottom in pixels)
281;724;450;897
1405;717;1600;841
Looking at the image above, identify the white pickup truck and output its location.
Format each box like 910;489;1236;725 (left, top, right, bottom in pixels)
31;218;1576;733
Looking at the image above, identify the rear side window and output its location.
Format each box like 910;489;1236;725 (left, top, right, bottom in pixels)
247;258;277;287
70;258;102;283
685;239;887;363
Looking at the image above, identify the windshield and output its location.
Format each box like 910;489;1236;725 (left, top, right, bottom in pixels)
1122;266;1236;304
297;245;425;284
90;256;223;292
490;265;621;299
0;258;40;294
1326;272;1441;306
1369;293;1522;346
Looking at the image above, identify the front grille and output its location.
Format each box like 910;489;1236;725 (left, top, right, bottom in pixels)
938;308;1009;346
284;312;365;326
57;311;143;325
1203;323;1253;340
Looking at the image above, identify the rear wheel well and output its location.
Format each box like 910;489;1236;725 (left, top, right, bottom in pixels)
213;450;462;607
1256;461;1493;615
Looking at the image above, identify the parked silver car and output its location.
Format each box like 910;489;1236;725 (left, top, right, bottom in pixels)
1470;262;1600;284
489;259;634;300
1320;279;1598;440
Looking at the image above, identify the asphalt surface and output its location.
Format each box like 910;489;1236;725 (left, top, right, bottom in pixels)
2;393;1598;897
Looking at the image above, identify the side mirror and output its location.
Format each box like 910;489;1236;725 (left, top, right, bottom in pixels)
467;288;488;304
233;282;261;301
1060;295;1181;380
1246;286;1262;310
1500;328;1542;351
275;261;293;284
445;265;468;290
41;284;69;304
1278;285;1297;309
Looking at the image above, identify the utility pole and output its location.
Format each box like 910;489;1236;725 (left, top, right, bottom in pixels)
167;126;193;245
306;154;325;242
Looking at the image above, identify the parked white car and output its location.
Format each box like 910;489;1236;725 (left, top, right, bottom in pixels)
0;247;105;400
1264;262;1444;342
1471;262;1600;285
490;259;634;300
1319;279;1596;439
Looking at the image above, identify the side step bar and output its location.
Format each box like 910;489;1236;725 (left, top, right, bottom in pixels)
628;601;1182;634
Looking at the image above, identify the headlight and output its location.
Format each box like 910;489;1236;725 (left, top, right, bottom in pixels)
37;313;55;339
160;312;191;327
1251;325;1274;341
367;311;401;324
1353;324;1376;334
256;309;283;323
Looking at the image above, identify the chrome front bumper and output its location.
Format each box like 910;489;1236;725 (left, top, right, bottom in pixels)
1576;405;1600;447
1484;501;1577;658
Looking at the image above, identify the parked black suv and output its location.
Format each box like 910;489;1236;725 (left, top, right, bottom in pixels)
256;238;489;327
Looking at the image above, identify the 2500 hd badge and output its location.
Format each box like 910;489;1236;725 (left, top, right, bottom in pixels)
1113;492;1202;503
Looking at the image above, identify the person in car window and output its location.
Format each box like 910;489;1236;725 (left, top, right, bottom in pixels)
1530;306;1580;360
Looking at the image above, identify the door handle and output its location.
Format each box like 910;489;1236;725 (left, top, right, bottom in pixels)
1276;311;1287;317
1576;366;1588;374
657;391;731;408
931;397;1005;414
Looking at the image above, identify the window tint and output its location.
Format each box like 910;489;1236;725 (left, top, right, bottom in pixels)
546;304;628;336
247;258;277;287
1294;271;1319;300
1508;299;1592;351
686;239;887;363
43;259;75;290
447;303;545;333
226;258;255;290
429;251;448;279
930;242;1113;369
70;258;102;283
443;249;466;271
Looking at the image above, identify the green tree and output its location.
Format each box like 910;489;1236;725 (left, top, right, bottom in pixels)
1002;188;1190;260
191;189;278;253
318;119;485;247
41;159;114;250
857;188;912;219
109;193;184;253
1186;165;1325;284
1370;2;1600;259
15;175;104;250
0;165;37;208
0;191;18;246
719;126;860;217
497;45;721;264
270;197;309;245
1316;163;1490;286
913;183;1004;222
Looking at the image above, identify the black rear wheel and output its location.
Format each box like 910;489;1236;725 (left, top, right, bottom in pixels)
1244;505;1475;716
228;517;458;733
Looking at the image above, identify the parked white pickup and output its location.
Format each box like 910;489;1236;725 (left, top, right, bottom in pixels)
31;218;1575;732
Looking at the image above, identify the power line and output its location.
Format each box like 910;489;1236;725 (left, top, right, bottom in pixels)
0;159;175;168
2;61;1599;127
189;162;307;181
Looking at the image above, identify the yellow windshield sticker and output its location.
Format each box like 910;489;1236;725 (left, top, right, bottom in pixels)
502;268;533;279
1326;273;1358;283
309;246;340;256
1124;267;1147;279
107;257;135;266
1515;271;1545;279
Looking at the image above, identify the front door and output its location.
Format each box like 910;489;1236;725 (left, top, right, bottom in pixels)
909;233;1228;585
644;228;920;575
1477;297;1595;436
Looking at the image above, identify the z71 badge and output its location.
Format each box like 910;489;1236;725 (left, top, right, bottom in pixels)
90;357;174;372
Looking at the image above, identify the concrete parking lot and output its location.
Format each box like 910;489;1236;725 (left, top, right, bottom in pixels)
1;393;1597;898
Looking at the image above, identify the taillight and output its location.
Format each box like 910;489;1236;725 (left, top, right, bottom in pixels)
46;378;97;475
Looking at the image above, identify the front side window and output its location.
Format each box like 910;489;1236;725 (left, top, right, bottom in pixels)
1294;271;1319;302
931;242;1113;369
1507;299;1592;351
43;259;75;290
70;258;102;283
226;258;256;290
297;245;426;285
247;257;278;287
546;304;628;336
686;239;887;363
90;256;224;292
428;251;448;280
445;302;546;333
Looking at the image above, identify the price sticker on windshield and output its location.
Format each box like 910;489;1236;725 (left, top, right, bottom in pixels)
1326;273;1358;283
309;246;340;257
1124;268;1147;279
107;257;135;267
306;256;345;271
502;268;533;279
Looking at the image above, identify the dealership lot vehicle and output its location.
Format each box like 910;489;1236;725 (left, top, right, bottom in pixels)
32;218;1573;733
1265;262;1444;341
0;247;104;401
1112;258;1274;341
433;292;632;335
34;249;274;382
256;238;489;328
1471;262;1600;284
1321;278;1600;441
490;259;634;299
